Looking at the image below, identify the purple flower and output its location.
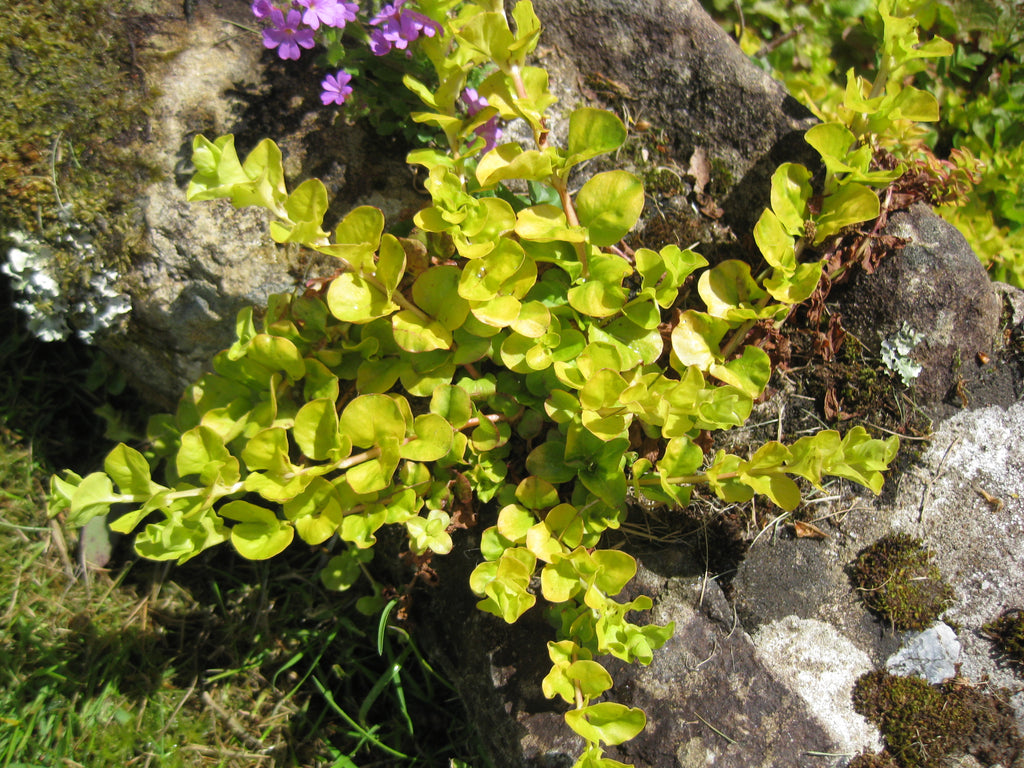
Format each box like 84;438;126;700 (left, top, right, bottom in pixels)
462;88;502;154
368;0;441;56
297;0;358;30
251;0;275;19
263;8;316;60
321;70;354;105
462;88;488;117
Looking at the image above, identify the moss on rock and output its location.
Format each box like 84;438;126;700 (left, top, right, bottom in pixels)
983;608;1024;666
851;533;954;631
852;669;1024;768
0;0;156;271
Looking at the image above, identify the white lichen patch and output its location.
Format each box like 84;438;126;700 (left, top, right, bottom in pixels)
880;321;924;386
3;229;131;343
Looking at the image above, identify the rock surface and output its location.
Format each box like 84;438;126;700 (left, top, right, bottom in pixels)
102;0;426;405
834;204;1004;405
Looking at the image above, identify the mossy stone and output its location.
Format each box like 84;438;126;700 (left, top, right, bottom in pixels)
983;609;1024;665
851;533;954;631
852;670;1024;768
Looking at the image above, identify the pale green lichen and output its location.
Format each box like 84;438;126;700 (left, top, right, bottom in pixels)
880;322;924;387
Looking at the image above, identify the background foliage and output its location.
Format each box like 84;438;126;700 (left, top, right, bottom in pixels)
705;0;1024;286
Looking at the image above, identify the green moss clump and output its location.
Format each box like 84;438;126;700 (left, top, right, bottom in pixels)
851;533;954;631
983;609;1024;665
852;670;1024;768
0;0;156;272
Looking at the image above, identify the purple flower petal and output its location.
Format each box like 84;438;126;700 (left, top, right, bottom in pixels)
251;0;275;19
321;70;354;105
263;8;316;60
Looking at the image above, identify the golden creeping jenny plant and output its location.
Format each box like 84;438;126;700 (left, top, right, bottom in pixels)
43;0;964;763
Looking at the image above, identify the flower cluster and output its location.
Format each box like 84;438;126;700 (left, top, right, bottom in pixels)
252;0;439;107
367;0;441;56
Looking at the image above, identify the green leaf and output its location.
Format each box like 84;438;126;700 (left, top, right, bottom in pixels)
241;427;292;474
459;238;526;301
575;171;645;247
414;265;471;330
470;547;537;623
284;477;345;545
134;501;229;564
340;394;407;447
764;261;822;304
66;472;117;527
635;245;707;308
497;504;536;543
543;504;584;549
345;438;400;495
805;122;857;176
220;500;294;560
658;436;703;478
515;477;560;510
697;260;771;321
567;659;614;698
177;426;240;486
471;294;522;327
516;205;587;243
709;345;771;398
770;163;812;236
271;177;329;243
104;443;161;497
293;398;343;461
456;11;515;69
565;108;627;170
429;384;473;429
511;300;551;338
320;548;371;591
753;209;796;272
670;310;730;369
567;253;632;317
565;703;646;746
400;413;454;461
814;183;880;243
887;85;940;122
187;136;287;214
405;509;453;555
392;311;453;352
326;272;399;323
376;234;406;298
248;334;306;380
187;134;250;199
318;206;385;268
592;549;636;595
476;144;554;188
579;369;628;411
340;506;388;548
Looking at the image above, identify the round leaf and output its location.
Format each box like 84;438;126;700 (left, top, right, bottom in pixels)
221;501;294;560
575;171;645;247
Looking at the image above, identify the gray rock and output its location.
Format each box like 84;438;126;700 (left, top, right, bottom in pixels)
412;555;843;768
532;0;818;246
753;615;882;755
889;401;1024;700
834;203;1004;405
98;0;426;406
885;622;961;684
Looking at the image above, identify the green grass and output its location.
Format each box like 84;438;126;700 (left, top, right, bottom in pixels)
0;279;484;767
